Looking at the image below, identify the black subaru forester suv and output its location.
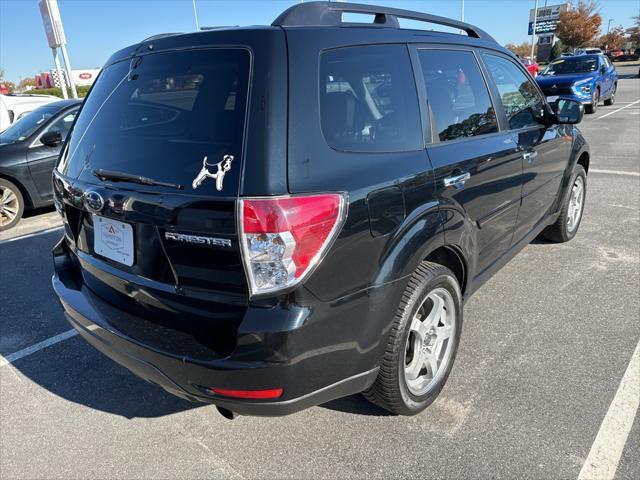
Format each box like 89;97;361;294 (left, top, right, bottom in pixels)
52;2;589;417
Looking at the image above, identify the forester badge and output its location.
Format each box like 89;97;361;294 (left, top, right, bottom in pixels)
192;155;234;191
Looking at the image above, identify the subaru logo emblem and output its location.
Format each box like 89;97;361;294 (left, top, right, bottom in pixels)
84;190;104;213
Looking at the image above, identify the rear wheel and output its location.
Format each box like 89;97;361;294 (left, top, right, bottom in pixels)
604;85;616;106
363;262;462;415
541;164;587;243
0;179;24;231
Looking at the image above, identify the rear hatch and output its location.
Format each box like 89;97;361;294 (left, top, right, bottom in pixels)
54;38;274;359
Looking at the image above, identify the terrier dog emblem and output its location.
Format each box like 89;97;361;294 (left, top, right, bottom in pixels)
192;155;234;191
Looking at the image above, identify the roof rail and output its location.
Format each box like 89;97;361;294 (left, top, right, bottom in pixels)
272;1;495;42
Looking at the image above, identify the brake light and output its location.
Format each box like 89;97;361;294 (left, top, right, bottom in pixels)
239;193;347;296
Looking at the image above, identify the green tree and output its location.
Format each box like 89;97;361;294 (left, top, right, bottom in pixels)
555;0;602;50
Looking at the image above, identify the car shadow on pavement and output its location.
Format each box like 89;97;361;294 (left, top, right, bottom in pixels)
10;338;202;419
320;394;394;416
22;205;56;219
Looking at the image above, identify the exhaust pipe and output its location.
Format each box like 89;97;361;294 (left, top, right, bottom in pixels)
216;406;237;420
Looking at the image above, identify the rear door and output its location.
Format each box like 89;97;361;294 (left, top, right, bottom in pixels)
602;55;616;96
415;47;523;275
480;52;571;241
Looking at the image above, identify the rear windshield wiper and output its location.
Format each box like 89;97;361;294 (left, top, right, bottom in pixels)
93;169;184;190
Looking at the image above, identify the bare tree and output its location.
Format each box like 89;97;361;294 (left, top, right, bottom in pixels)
626;15;640;47
555;0;602;50
505;42;537;58
598;26;627;50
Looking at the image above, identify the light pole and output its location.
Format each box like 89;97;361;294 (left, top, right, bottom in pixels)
192;0;200;31
530;0;539;60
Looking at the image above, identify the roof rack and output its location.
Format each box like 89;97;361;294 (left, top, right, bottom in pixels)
272;1;495;42
140;32;184;43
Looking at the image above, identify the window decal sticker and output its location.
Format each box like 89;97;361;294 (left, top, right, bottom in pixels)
192;155;234;191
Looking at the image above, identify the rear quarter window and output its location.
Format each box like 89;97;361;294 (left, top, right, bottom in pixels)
319;45;423;153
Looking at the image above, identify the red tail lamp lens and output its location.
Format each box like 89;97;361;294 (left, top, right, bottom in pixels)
210;387;284;399
240;193;346;295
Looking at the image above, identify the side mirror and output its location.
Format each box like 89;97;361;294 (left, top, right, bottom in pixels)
600;66;606;74
41;130;62;147
554;99;584;124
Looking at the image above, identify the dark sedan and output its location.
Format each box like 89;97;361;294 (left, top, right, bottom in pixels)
0;99;81;230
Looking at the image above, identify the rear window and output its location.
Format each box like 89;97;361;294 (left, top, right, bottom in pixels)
319;45;423;153
58;49;250;196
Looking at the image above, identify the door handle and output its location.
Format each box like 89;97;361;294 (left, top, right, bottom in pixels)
522;151;538;163
444;172;471;189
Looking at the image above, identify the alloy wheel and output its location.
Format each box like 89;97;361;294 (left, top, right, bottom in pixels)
567;176;584;233
404;287;456;396
0;184;20;227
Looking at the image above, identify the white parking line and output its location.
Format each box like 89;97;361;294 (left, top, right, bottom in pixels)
590;169;640;177
0;330;78;368
0;226;63;245
596;99;640;119
577;340;640;480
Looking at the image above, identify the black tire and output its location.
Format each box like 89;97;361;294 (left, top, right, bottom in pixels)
585;88;599;114
0;178;25;232
604;85;616;106
540;164;587;243
363;262;463;415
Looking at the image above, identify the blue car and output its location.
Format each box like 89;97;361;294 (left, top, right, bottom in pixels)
537;54;617;113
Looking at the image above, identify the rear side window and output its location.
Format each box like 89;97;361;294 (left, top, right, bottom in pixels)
482;54;545;130
59;49;250;196
417;49;498;142
320;45;422;152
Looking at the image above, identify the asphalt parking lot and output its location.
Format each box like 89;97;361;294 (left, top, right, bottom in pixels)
1;64;639;480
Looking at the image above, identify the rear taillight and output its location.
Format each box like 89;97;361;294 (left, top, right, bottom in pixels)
239;193;347;296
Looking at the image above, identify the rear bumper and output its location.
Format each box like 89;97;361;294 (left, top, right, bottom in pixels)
52;238;386;416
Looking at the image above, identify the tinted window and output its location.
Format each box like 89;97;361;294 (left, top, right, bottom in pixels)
59;49;250;196
0;104;58;144
418;49;498;142
543;56;598;75
320;45;422;152
42;108;78;141
482;54;545;130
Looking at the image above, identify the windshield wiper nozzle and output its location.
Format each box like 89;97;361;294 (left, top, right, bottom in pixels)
93;169;184;190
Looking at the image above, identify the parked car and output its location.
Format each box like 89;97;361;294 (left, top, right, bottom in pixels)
606;49;624;61
51;1;589;418
0;94;60;132
575;47;602;55
520;57;540;77
537;54;617;113
0;100;81;230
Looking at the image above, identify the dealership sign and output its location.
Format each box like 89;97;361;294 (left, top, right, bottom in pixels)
528;3;569;35
71;69;100;86
39;0;66;48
